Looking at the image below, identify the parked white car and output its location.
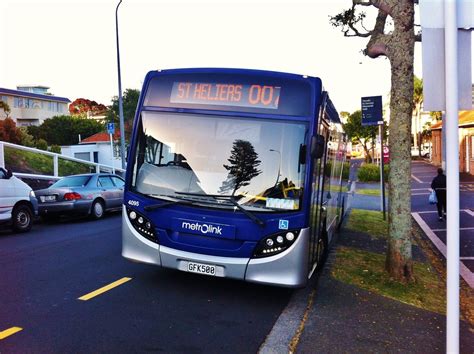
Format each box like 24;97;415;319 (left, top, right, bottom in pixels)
0;167;38;232
411;146;430;158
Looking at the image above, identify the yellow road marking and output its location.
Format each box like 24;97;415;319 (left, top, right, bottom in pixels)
0;327;23;340
78;277;132;301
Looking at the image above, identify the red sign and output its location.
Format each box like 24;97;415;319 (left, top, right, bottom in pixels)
383;146;390;164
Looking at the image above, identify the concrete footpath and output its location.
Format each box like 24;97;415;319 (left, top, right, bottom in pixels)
260;159;474;353
260;220;473;353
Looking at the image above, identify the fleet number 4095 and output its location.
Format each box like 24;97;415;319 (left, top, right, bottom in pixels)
127;200;140;207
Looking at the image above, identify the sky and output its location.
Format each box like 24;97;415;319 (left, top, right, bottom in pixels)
0;0;468;114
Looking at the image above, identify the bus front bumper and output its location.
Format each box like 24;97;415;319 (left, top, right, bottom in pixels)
122;211;309;288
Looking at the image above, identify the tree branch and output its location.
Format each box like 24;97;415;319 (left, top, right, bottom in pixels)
365;9;390;58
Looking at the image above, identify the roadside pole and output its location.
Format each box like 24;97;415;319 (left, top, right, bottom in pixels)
379;123;386;220
361;96;384;218
107;122;116;174
444;1;459;352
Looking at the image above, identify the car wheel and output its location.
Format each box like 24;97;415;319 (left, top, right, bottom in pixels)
90;200;105;220
12;204;33;233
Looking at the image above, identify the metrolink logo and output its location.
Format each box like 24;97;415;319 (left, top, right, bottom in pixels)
181;221;223;236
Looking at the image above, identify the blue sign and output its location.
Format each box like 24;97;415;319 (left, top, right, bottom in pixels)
107;122;115;134
361;96;383;126
279;220;289;230
172;218;236;240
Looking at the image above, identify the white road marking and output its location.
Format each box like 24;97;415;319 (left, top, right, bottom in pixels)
411;174;423;183
412;212;474;288
460;257;474;261
414;209;471;214
431;227;474;232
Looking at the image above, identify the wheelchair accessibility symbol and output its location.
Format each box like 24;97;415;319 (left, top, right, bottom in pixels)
279;220;289;230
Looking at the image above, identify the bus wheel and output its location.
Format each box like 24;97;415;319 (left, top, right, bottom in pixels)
12;204;33;233
315;233;328;272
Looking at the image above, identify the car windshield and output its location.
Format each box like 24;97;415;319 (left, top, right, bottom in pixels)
51;175;91;188
131;112;308;212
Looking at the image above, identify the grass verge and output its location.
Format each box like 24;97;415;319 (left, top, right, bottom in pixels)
331;246;446;314
345;209;388;239
355;188;381;196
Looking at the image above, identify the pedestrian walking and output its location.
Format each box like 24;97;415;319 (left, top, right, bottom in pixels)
431;168;447;221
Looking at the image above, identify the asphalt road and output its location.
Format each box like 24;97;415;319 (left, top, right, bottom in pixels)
0;213;293;353
410;160;474;287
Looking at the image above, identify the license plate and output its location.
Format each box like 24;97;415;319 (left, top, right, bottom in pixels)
40;195;56;202
187;262;216;276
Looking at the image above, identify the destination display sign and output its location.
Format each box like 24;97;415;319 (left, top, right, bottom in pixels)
170;82;281;110
143;72;315;116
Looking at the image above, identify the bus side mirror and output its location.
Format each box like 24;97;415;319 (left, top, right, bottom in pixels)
310;134;325;159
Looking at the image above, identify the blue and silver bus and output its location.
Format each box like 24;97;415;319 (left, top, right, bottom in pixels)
123;68;347;287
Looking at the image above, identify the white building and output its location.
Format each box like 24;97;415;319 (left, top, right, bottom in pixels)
60;131;122;169
0;85;70;126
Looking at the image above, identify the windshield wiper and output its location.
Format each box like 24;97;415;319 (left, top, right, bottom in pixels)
144;195;196;211
175;192;265;227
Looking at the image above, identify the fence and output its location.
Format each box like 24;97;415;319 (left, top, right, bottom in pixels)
0;141;125;181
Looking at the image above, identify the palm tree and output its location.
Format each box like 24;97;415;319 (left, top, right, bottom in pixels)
413;76;423;156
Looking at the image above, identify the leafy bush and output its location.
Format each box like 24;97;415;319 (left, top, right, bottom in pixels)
36;139;48;151
50;145;61;154
357;163;390;182
342;162;350;180
18;127;35;147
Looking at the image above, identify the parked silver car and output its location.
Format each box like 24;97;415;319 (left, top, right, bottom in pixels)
35;173;124;221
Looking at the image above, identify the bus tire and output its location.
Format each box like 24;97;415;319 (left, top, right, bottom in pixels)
315;229;328;272
12;203;33;233
90;199;105;220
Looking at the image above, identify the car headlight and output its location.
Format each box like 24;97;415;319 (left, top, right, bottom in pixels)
126;207;158;243
252;230;300;258
29;190;36;198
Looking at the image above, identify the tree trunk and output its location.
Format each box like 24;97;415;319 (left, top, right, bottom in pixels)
385;2;415;282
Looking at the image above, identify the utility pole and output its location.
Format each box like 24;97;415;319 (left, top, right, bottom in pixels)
115;0;126;169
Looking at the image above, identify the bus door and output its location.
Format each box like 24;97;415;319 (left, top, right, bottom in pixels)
308;122;330;274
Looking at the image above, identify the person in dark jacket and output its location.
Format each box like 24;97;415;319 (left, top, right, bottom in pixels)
431;168;447;221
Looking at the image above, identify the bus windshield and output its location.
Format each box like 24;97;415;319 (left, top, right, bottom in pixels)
131;111;307;212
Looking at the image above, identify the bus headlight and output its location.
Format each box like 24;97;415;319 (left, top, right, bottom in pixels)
126;207;158;243
252;230;300;258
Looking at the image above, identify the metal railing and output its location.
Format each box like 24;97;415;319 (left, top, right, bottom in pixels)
0;141;125;180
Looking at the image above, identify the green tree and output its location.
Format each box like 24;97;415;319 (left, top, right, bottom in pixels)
29;115;104;146
343;110;382;163
331;1;420;282
108;88;140;141
219;140;262;196
0;101;11;118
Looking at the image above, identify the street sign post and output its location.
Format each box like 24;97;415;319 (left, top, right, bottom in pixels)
361;96;383;126
361;96;386;219
107;122;115;174
107;122;115;135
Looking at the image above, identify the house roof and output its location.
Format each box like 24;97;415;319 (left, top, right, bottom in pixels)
80;131;121;144
0;87;70;103
430;110;474;130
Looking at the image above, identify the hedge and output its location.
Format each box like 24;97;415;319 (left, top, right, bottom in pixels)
357;163;390;182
